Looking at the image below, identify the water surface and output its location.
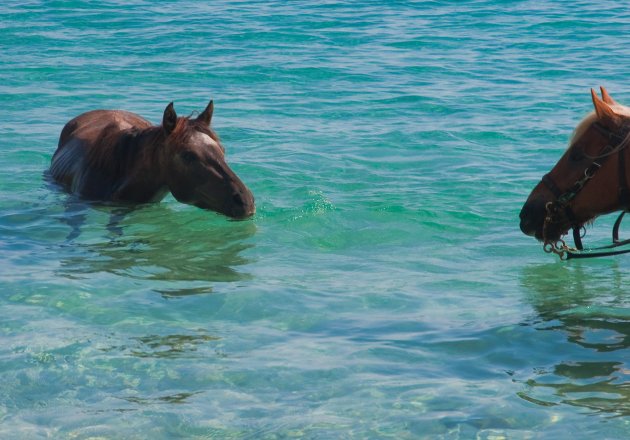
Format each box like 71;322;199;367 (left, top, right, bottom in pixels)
3;1;630;438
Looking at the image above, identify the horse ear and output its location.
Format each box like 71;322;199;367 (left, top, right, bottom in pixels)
163;102;177;134
592;88;622;128
600;86;618;106
197;100;214;126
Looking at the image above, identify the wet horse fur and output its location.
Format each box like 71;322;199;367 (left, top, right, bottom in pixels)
49;100;255;219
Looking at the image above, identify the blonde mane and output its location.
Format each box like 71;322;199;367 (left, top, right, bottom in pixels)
570;103;630;146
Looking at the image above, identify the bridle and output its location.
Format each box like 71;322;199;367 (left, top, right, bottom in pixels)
541;122;630;259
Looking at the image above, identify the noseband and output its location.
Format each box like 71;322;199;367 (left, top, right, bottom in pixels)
541;122;630;259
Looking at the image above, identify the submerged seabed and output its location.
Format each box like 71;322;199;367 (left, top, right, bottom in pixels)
2;1;630;438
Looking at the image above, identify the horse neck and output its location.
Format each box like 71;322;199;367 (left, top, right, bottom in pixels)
129;126;170;182
618;133;630;208
89;125;168;188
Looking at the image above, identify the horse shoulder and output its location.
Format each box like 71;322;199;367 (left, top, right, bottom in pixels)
51;110;152;197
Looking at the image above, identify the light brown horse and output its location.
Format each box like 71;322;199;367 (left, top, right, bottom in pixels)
520;87;630;256
49;100;255;219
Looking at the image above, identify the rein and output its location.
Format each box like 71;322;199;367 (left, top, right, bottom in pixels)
541;122;630;259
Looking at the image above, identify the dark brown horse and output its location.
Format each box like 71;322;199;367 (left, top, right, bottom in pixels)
520;87;630;257
49;100;255;219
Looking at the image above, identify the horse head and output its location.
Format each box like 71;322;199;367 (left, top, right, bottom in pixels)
161;100;255;219
520;87;630;243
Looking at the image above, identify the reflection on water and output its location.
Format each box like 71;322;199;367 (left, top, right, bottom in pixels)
100;331;222;359
129;333;220;359
155;286;216;299
90;329;223;410
121;391;202;405
58;234;253;282
53;203;257;292
519;262;630;416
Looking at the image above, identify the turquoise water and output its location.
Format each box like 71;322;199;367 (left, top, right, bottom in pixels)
3;1;630;438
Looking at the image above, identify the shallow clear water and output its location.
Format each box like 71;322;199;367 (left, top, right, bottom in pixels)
3;1;630;438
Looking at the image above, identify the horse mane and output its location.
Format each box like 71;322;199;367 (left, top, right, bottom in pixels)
570;104;630;146
169;117;191;146
84;115;218;181
85;123;162;179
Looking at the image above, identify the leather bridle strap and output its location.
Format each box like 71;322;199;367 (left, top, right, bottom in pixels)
590;121;630;208
541;172;584;249
619;141;630;207
541;122;630;254
541;173;562;199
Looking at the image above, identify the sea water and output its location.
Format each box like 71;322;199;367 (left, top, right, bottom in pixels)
2;1;630;438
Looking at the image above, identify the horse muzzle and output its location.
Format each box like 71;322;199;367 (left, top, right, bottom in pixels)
227;189;256;219
191;185;255;219
520;198;572;242
519;198;547;238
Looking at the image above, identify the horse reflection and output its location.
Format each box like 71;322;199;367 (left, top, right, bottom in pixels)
55;206;256;296
129;333;220;359
519;263;630;415
49;194;132;241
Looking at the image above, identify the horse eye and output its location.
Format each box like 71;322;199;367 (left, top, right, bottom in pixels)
181;151;198;163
